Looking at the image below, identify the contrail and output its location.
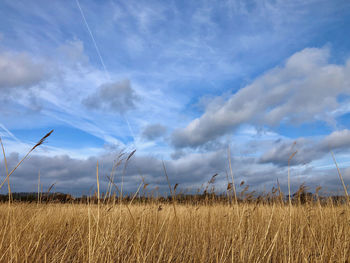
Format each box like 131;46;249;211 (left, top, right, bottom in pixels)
75;0;110;81
0;123;23;144
124;115;137;149
0;122;31;149
75;0;137;148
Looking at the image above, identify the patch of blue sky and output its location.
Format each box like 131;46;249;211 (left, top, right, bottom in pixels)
337;94;350;104
337;113;350;128
276;122;334;139
11;126;104;149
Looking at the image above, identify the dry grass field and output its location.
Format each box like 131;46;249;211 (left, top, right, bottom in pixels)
0;132;350;262
0;200;349;262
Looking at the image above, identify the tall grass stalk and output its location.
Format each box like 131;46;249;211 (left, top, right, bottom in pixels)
288;150;297;263
0;138;10;205
0;130;53;190
227;146;237;205
331;151;349;204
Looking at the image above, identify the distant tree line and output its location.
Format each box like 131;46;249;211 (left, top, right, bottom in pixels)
0;192;74;203
0;186;347;206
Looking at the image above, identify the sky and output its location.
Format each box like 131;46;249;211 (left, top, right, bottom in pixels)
0;0;350;196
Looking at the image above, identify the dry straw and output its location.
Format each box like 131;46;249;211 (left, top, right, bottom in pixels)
0;131;349;262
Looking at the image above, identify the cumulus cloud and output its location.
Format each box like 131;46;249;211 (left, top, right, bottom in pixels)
259;138;319;167
83;80;138;114
141;123;167;140
0;150;228;195
320;129;350;151
0;51;47;89
3;153;97;195
172;47;350;148
259;129;350;167
0;51;51;112
1;145;348;195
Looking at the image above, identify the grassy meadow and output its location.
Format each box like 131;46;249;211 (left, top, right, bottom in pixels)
0;200;350;262
0;132;350;262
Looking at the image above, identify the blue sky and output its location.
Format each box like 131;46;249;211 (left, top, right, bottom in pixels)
0;0;350;195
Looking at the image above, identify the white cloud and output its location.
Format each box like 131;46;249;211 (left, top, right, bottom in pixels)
0;51;48;89
172;47;350;148
320;129;350;151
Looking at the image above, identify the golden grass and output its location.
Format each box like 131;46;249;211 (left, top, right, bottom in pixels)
0;131;349;262
0;201;349;262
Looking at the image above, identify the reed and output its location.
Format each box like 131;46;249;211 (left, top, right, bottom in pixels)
0;131;349;262
0;200;348;262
